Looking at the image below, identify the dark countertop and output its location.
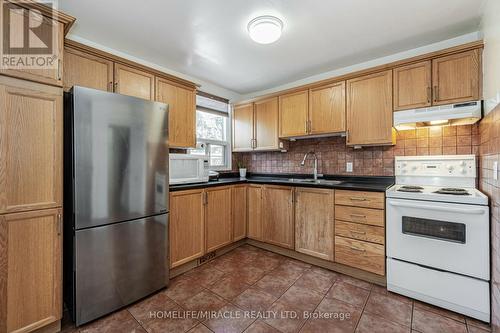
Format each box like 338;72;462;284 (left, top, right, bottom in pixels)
170;173;394;193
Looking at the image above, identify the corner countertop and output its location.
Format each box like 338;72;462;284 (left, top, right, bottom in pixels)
169;173;394;193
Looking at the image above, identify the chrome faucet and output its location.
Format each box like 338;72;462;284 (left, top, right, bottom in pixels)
300;151;318;180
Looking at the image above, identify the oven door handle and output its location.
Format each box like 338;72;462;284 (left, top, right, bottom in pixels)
388;201;486;215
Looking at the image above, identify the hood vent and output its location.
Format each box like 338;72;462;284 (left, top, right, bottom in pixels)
394;101;482;130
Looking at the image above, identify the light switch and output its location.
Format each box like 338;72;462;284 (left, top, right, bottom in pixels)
346;162;353;173
494;161;498;181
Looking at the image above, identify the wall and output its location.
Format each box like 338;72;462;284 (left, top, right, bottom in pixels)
234;124;479;176
480;0;500;114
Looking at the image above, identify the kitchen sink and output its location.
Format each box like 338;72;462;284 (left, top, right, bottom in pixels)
287;178;343;185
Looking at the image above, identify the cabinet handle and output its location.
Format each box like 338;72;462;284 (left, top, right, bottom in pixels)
305;121;308;134
350;246;366;252
57;59;62;80
350;197;367;201
350;230;366;235
203;192;208;205
254;139;257;149
427;86;432;103
433;86;438;101
109;82;113;91
350;213;366;219
114;82;118;92
57;213;62;235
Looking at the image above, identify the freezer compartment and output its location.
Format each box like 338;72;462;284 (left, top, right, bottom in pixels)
74;214;168;325
387;258;490;322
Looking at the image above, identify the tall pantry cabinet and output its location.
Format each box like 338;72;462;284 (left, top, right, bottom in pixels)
0;3;74;333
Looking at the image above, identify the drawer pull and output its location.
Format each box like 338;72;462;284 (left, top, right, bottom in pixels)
350;246;366;252
350;214;367;219
350;230;366;235
350;197;368;201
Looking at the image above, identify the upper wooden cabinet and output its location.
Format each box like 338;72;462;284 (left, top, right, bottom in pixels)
295;188;335;261
169;189;205;268
232;98;279;152
63;47;113;92
0;1;74;87
347;70;394;146
309;82;346;135
432;49;481;105
232;103;254;151
279;90;309;137
262;185;294;249
114;63;154;100
393;61;432;111
232;185;247;241
0;76;62;214
254;97;279;150
205;187;232;252
0;208;62;333
247;185;263;241
156;78;196;148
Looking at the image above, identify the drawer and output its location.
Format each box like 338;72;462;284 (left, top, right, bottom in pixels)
335;205;385;227
335;236;385;275
335;190;385;209
335;221;385;245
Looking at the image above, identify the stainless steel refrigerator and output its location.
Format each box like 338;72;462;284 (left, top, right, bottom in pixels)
63;86;169;326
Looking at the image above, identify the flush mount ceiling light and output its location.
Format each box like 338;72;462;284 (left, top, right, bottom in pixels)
247;15;283;44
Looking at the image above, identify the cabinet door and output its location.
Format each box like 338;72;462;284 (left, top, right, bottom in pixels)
0;76;62;214
254;97;279;150
0;3;64;86
232;103;254;152
63;47;113;92
393;61;431;111
114;63;154;100
432;49;481;105
156;78;196;148
309;82;346;134
205;187;232;252
169;190;205;268
262;186;294;249
0;208;62;333
247;185;263;241
279;90;309;138
295;188;335;261
232;185;247;241
346;70;393;146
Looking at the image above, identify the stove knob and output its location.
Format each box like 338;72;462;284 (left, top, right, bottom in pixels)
459;161;466;166
447;165;454;172
461;167;467;174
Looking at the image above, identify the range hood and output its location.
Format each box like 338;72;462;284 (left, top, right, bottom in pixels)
394;101;482;130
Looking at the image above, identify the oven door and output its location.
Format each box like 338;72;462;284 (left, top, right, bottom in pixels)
386;198;489;280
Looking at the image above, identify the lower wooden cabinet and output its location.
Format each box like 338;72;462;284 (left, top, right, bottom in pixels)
205;187;232;252
262;186;294;249
247;185;263;241
335;236;385;275
232;185;247;241
169;189;205;268
295;188;335;261
0;208;62;333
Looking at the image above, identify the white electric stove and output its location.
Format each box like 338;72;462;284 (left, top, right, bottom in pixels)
386;155;490;322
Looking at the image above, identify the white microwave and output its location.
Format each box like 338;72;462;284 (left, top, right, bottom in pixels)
169;153;209;185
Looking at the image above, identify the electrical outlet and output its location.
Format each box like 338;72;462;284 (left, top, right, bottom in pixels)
346;162;353;173
494;161;498;181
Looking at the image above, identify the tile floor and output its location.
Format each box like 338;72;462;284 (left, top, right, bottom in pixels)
62;245;491;333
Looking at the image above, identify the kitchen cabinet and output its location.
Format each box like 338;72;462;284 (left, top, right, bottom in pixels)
309;82;346;134
279;90;309;138
393;61;432;111
295;188;335;261
169;189;205;268
63;47;113;92
432;49;481;105
262;185;294;249
0;76;62;214
232;185;247;241
335;190;385;209
114;63;155;100
0;1;68;87
254;97;279;150
335;221;384;245
232;98;279;152
346;70;393;146
156;78;196;148
0;208;62;333
247;185;263;240
335;236;385;275
205;187;232;252
232;103;254;151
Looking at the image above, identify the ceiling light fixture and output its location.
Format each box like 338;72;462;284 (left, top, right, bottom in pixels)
247;15;283;44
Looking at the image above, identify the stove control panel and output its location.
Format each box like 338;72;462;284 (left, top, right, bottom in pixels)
395;155;476;177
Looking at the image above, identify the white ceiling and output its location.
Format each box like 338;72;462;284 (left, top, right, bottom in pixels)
60;0;484;95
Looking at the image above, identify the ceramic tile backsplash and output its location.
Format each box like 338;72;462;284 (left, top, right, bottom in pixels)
233;124;480;176
479;105;500;332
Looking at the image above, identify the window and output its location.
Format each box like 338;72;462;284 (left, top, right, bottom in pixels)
189;93;231;170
